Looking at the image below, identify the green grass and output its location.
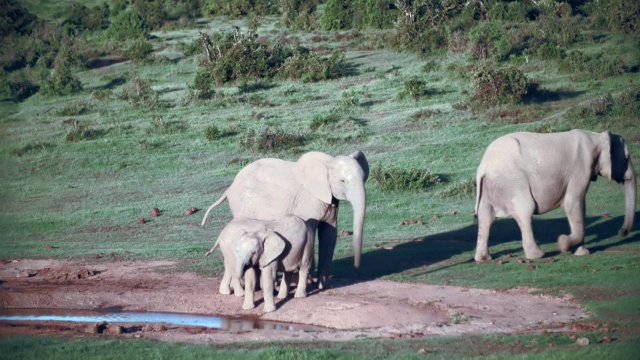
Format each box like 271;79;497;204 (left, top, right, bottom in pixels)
1;5;640;359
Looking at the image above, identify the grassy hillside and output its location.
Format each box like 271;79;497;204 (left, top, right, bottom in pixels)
1;0;639;357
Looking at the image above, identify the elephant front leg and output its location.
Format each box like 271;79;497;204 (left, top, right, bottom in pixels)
242;267;256;310
261;266;277;313
317;220;337;290
558;196;588;255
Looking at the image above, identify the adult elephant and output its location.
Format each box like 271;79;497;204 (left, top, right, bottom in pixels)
201;151;369;289
475;130;636;261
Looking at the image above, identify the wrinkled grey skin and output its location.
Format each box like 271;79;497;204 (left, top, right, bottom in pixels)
475;130;636;261
206;215;314;313
201;151;368;289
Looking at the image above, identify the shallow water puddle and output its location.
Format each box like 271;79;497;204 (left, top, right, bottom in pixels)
0;308;326;332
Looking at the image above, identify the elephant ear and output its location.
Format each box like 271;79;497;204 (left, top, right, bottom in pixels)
293;152;333;204
349;150;369;181
259;232;285;269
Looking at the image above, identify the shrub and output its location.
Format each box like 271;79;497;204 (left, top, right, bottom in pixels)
40;57;83;96
121;38;154;62
64;120;104;142
470;63;529;107
204;125;222;141
203;0;277;17
279;0;319;30
614;84;640;116
189;69;216;100
441;178;476;198
399;78;429;100
0;68;39;101
278;50;345;83
117;76;157;105
239;127;305;152
371;165;442;192
559;50;627;79
55;101;90;116
589;0;639;35
11;142;54;157
107;9;150;40
61;2;110;34
536;42;564;60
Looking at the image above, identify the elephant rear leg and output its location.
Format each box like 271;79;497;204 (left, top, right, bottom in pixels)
277;272;290;299
558;195;588;255
513;201;545;259
475;198;496;262
317;221;337;290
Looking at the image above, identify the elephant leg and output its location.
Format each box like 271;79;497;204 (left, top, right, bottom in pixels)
219;267;233;295
513;203;545;259
277;272;289;299
242;267;256;310
294;268;309;298
262;266;277;313
558;195;588;255
317;219;337;290
474;199;496;262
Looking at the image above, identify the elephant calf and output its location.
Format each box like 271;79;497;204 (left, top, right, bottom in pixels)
205;215;314;313
475;130;636;261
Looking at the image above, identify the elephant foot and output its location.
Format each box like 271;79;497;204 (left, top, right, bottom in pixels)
524;246;545;260
574;246;590;256
234;289;245;297
219;287;231;295
294;291;307;298
242;302;255;310
557;235;572;253
474;253;492;262
276;292;288;300
263;304;276;313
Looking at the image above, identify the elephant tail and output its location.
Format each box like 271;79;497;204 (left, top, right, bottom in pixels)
201;192;228;227
474;171;485;224
204;239;220;257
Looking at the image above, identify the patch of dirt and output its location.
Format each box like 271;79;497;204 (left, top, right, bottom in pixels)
0;259;587;344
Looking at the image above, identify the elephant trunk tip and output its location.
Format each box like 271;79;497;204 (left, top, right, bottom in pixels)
619;228;629;237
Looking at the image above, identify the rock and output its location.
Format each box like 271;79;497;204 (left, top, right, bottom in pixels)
142;324;154;332
602;336;611;344
108;325;123;335
137;217;146;224
516;257;524;264
185;207;198;216
495;259;503;266
416;221;424;226
418;348;428;355
151;207;161;217
527;265;536;270
339;230;353;237
431;215;440;220
95;254;102;259
505;253;513;258
576;337;589;346
155;324;166;332
449;211;459;215
612;265;619;271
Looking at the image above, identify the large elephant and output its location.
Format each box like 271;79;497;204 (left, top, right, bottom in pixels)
201;151;369;289
475;130;636;261
205;216;314;313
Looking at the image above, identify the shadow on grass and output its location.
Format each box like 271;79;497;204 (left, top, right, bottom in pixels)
93;77;127;91
524;88;586;104
331;211;640;284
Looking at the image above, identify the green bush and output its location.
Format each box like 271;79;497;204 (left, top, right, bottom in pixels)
107;9;150;40
0;68;39;101
399;78;429;100
559;50;627;79
278;50;345;83
61;2;110;34
55;101;90;116
203;0;277;17
64;121;104;142
589;0;639;35
40;58;83;96
121;38;154;62
116;76;157;105
189;69;216;100
239;127;305;152
279;0;319;30
11;141;54;157
371;165;442;192
614;84;640;117
470;63;529;107
441;178;476;198
198;27;345;84
204;125;222;141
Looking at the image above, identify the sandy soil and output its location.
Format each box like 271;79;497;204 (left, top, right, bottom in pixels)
0;259;587;344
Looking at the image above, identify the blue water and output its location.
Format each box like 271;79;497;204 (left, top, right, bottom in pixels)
0;309;324;332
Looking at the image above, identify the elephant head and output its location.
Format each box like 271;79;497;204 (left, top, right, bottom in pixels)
597;131;636;236
293;151;369;268
233;231;286;279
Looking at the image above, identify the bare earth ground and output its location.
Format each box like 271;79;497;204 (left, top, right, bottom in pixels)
0;259;587;344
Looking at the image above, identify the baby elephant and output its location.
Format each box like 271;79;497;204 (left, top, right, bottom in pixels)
205;215;314;313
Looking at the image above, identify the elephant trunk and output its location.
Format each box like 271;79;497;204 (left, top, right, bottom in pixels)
620;159;636;236
350;187;366;269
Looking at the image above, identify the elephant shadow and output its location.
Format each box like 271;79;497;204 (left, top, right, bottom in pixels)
330;211;640;285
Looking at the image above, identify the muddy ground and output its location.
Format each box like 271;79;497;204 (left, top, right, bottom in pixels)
0;259;586;344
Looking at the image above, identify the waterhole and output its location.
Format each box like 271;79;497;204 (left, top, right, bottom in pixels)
0;308;327;332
